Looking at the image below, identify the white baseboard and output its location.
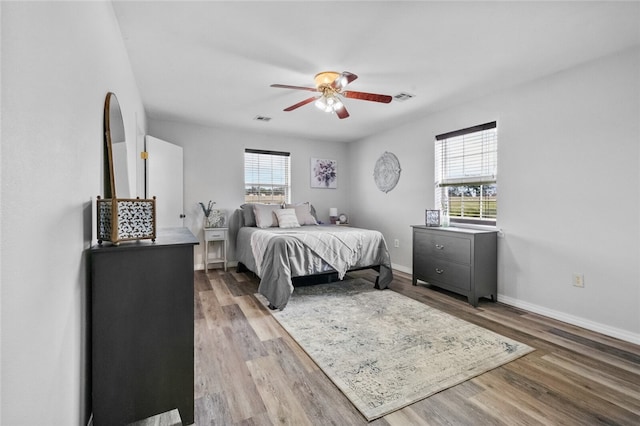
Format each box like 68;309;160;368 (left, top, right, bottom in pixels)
391;263;412;275
498;294;640;345
196;260;238;271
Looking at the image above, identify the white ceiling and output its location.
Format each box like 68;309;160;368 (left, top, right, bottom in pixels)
112;1;640;143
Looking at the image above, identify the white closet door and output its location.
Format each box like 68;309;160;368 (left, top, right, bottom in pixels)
145;135;184;228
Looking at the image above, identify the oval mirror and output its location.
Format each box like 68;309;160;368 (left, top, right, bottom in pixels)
104;92;131;198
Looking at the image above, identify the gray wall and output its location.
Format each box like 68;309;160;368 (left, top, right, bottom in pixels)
1;2;146;424
348;47;640;343
148;120;352;268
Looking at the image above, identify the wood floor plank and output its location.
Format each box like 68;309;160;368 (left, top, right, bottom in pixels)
246;354;314;426
409;385;507;426
547;350;640;395
215;327;269;423
477;308;640;374
195;269;213;292
190;269;640;425
468;391;544;426
471;378;550;425
541;353;640;415
194;288;205;321
194;392;235;426
276;330;321;374
521;311;640;354
230;269;248;282
523;353;640;423
503;359;637;424
473;368;585;425
210;272;237;306
222;271;256;297
221;304;269;361
262;338;365;425
199;289;224;330
548;327;640;364
236;294;287;342
194;270;210;321
383;407;432;426
127;409;182;426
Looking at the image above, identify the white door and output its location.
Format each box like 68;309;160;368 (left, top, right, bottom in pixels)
145;135;184;228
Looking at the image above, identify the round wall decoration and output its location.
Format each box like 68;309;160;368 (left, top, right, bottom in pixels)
373;151;401;193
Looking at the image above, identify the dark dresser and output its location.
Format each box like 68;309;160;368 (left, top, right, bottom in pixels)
90;227;198;425
412;225;497;307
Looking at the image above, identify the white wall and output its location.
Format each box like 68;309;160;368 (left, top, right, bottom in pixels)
349;47;640;343
1;2;146;424
148;120;351;268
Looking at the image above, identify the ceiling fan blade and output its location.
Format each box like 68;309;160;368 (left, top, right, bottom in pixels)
271;84;318;92
331;72;358;90
283;96;318;111
343;91;392;103
335;104;350;119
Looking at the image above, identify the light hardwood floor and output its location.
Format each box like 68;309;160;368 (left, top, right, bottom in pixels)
141;267;640;425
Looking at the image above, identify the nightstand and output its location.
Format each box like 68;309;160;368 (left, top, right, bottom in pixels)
204;227;228;272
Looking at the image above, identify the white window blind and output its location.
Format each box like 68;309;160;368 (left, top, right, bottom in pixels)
435;122;497;186
244;149;290;204
435;122;497;224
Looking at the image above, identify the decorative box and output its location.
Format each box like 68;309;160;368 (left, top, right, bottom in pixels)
97;196;156;245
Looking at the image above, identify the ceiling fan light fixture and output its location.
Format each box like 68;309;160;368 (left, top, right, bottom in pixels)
314;97;328;111
315;94;343;113
314;71;340;88
271;70;389;119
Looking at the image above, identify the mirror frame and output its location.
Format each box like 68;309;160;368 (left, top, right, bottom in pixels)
103;92;118;199
98;92;156;245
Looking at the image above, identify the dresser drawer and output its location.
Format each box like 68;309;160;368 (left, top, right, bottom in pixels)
414;258;471;291
414;230;471;264
204;229;226;241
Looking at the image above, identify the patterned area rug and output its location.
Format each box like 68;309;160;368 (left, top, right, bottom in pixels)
258;279;534;421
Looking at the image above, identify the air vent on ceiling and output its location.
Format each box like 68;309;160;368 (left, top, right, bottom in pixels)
393;92;415;102
254;115;272;122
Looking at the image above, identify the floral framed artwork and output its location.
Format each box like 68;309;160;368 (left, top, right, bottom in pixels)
311;158;337;189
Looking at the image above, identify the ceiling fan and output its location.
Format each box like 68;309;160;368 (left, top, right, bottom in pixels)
270;71;392;119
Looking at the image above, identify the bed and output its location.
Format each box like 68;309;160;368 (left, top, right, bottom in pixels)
230;203;393;309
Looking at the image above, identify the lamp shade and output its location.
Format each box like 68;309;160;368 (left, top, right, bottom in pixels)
329;208;338;217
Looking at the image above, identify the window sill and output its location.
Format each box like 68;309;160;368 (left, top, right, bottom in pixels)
449;222;498;232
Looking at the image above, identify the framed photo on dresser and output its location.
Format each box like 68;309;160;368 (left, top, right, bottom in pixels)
425;209;440;227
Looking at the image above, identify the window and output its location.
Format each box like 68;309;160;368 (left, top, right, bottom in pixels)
435;122;497;225
244;149;290;204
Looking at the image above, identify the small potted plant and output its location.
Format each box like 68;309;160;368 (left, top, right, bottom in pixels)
200;200;215;228
200;201;225;228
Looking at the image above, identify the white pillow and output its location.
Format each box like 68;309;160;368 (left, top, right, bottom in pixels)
253;204;281;228
274;209;300;229
284;202;318;225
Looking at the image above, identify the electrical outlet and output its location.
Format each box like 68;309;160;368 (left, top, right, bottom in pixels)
572;273;584;288
394;239;400;248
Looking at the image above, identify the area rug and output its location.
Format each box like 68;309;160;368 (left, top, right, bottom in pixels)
257;279;534;421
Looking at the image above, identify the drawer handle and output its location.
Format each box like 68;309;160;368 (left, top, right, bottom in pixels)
435;268;444;274
435;244;444;250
